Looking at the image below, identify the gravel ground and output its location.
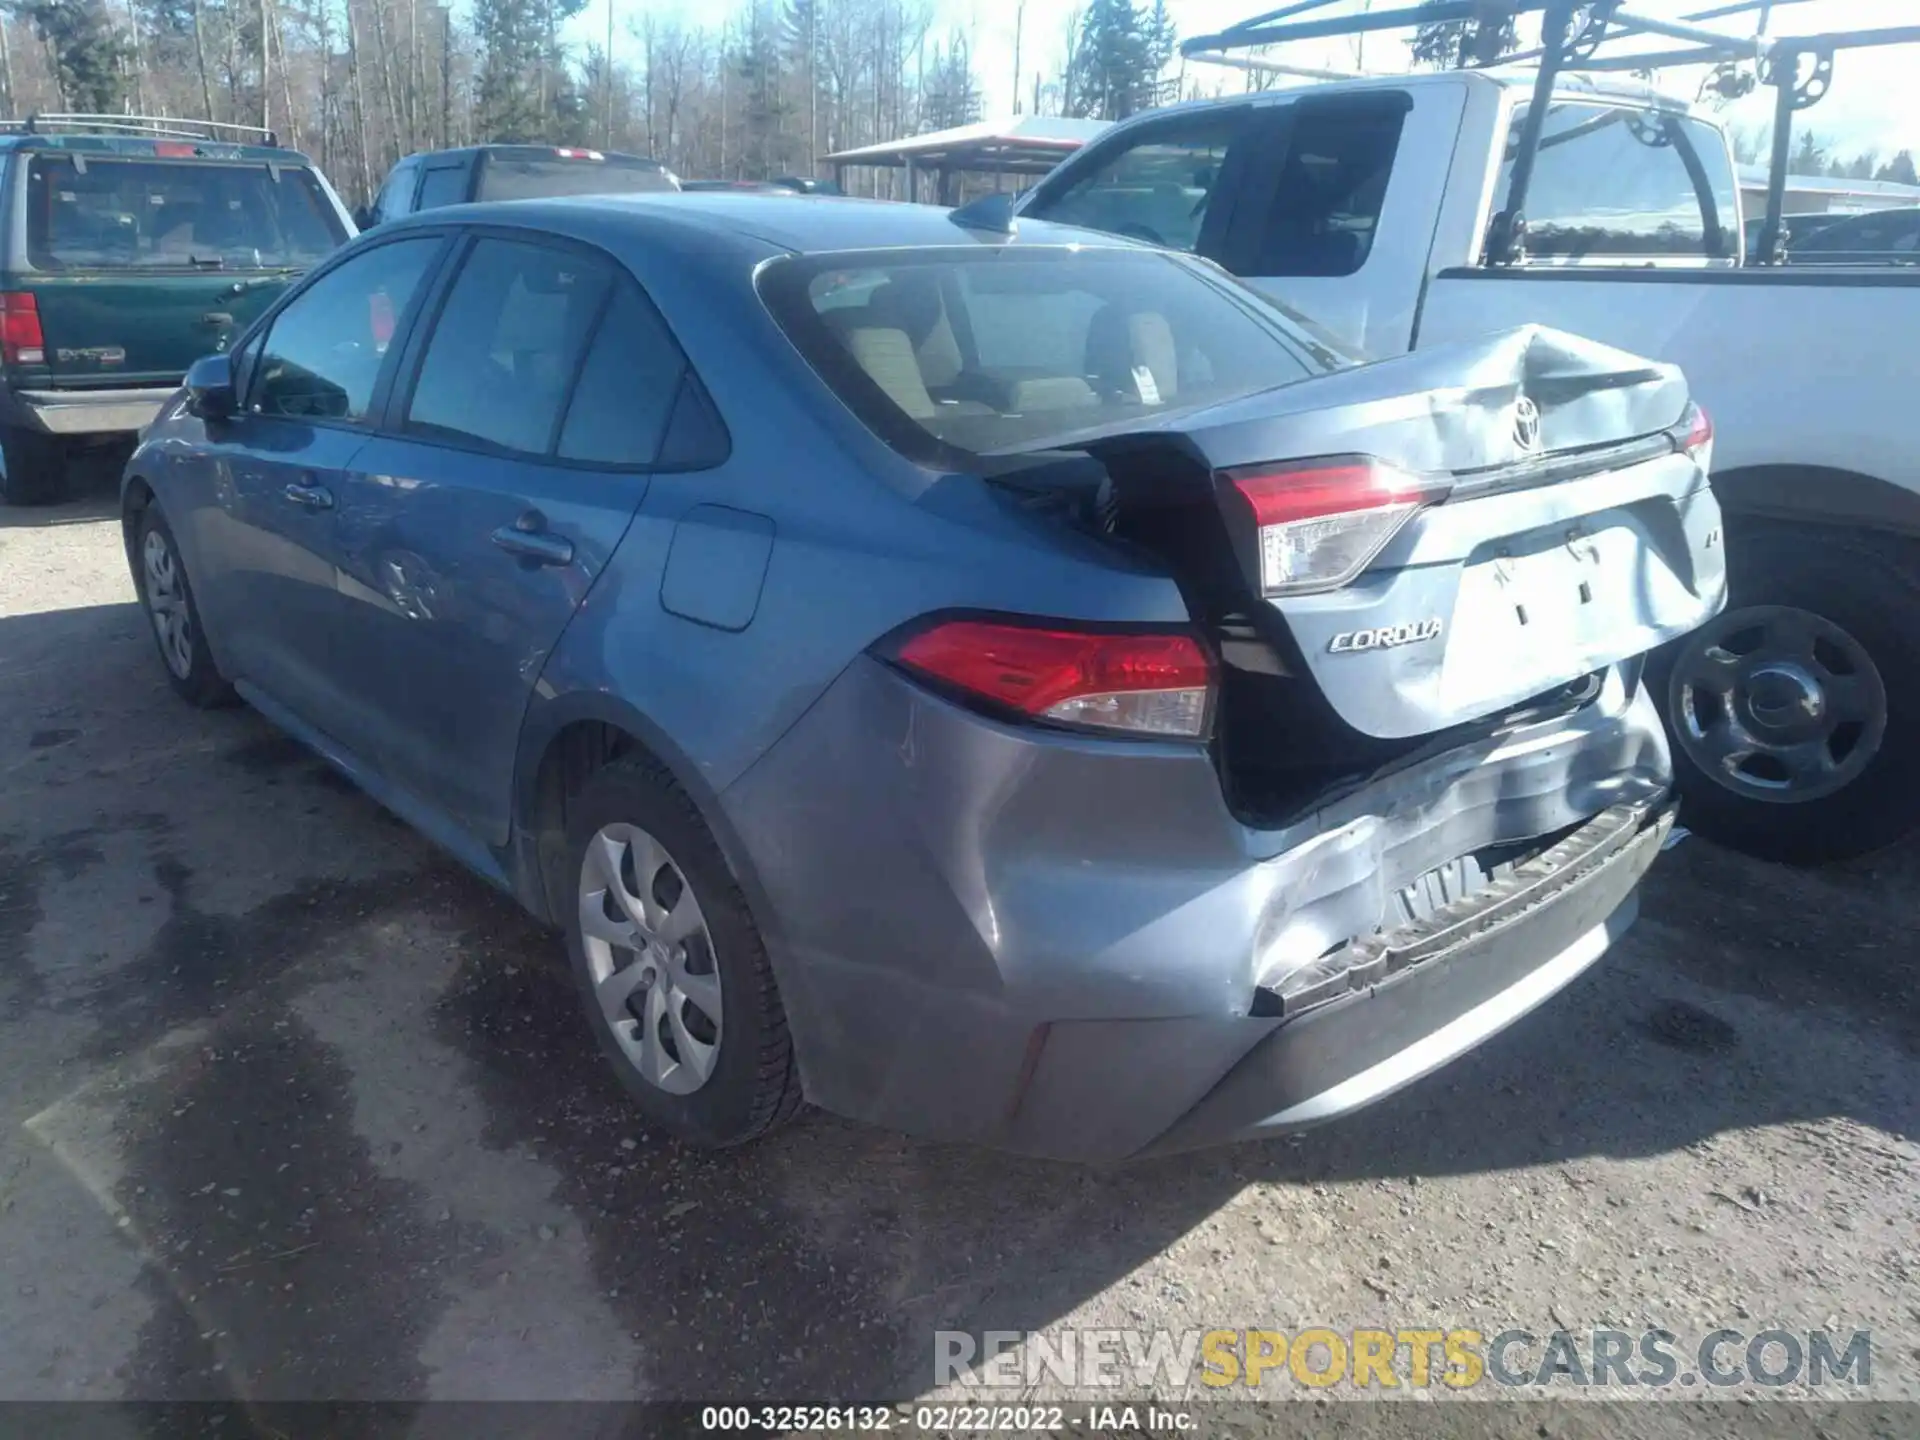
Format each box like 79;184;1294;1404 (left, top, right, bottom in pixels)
0;463;1915;1434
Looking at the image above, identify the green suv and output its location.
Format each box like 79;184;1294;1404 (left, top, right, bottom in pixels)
0;116;353;505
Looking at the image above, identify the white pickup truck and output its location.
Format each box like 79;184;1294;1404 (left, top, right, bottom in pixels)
1016;65;1920;864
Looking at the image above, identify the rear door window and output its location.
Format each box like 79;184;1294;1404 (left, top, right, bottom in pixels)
1240;96;1407;277
372;160;419;223
1499;103;1738;261
1025;112;1249;255
415;163;471;211
252;237;439;421
403;237;611;456
26;155;345;271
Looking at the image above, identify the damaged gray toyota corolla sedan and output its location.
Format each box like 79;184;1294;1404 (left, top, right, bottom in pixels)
126;196;1723;1160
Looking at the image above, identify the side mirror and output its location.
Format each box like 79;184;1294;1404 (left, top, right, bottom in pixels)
185;353;237;421
352;204;377;231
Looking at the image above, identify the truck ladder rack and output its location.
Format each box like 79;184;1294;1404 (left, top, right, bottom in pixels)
1181;1;1920;267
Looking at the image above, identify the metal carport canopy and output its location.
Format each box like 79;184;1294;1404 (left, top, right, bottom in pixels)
822;116;1111;203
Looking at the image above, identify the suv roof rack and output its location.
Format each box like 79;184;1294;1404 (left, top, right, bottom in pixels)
1181;0;1920;266
0;114;280;148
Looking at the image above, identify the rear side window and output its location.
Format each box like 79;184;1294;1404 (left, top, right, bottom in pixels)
1243;99;1406;277
1027;114;1244;254
26;156;344;271
415;165;470;211
404;237;611;456
476;155;677;202
558;284;687;465
1794;210;1920;261
1499;103;1738;261
253;237;438;421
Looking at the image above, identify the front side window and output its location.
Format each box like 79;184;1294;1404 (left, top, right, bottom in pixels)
762;246;1341;462
252;237;439;421
404;237;610;456
1027;114;1246;254
27;155;345;271
1498;102;1738;261
415;165;471;211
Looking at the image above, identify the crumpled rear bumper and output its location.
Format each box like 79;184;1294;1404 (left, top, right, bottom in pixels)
720;657;1672;1162
1136;799;1670;1156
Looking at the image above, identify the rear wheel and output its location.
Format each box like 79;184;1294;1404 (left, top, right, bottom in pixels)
1656;523;1920;863
0;426;67;506
563;755;803;1147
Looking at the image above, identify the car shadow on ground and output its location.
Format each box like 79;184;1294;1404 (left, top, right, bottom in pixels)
0;447;126;530
2;598;1914;1410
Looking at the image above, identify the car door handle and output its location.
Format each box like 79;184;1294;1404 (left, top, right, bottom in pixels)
491;516;574;567
282;480;334;511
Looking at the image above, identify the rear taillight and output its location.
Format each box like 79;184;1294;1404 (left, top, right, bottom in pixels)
893;618;1214;739
1677;403;1713;466
0;292;44;366
1222;456;1448;597
554;147;605;161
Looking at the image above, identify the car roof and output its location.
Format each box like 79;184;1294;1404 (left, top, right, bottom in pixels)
386;191;1145;259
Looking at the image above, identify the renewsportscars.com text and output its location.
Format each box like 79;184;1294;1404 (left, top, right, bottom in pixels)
936;1326;1873;1391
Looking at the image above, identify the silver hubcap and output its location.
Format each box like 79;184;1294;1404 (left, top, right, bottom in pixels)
141;529;194;680
577;823;722;1096
1672;604;1886;804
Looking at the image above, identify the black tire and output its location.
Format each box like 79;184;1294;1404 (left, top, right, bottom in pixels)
0;425;67;506
1652;522;1920;864
133;503;237;709
563;754;804;1147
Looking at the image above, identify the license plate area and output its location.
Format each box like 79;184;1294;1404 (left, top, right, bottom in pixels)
1447;523;1648;692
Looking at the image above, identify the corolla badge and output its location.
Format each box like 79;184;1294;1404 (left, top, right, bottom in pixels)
1512;395;1542;454
1328;618;1444;654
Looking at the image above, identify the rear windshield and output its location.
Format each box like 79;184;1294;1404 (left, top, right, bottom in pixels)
760;246;1347;461
26;155;344;271
476;156;677;202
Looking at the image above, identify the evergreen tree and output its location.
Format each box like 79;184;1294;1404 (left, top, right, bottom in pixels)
1790;128;1828;177
1067;0;1173;122
1876;150;1919;187
474;0;543;140
22;0;129;112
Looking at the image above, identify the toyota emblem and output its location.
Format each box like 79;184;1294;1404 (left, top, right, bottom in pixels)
1513;395;1542;454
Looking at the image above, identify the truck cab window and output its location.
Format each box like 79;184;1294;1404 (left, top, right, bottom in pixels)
1500;102;1738;262
1244;100;1407;278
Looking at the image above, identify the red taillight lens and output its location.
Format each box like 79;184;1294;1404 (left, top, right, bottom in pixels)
1222;456;1446;597
0;293;44;366
1680;403;1713;464
894;619;1214;739
553;147;604;160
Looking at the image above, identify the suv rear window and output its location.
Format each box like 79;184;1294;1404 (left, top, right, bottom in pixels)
26;155;344;271
761;246;1346;462
476;156;677;202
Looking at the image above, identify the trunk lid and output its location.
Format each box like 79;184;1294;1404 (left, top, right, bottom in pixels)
1086;325;1726;741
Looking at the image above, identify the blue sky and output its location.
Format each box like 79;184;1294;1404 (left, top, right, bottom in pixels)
571;0;1920;159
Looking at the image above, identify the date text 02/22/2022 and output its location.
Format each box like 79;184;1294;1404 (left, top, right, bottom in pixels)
697;1405;1197;1432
